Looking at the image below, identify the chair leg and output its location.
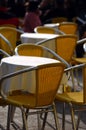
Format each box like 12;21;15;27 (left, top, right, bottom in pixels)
70;69;76;91
76;112;81;130
21;107;28;130
37;111;41;130
7;105;15;129
53;102;60;130
70;103;76;130
25;108;29;120
62;102;66;130
41;109;48;130
7;105;11;130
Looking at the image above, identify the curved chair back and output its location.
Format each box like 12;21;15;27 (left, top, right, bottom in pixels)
34;26;56;34
55;35;77;63
1;61;65;107
52;17;68;23
0;60;64;129
0;27;24;55
36;34;77;63
58;22;78;34
15;43;44;56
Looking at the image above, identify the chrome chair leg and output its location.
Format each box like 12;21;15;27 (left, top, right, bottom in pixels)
70;103;76;130
41;109;48;130
62;102;66;130
37;111;41;130
76;112;81;130
25;108;29;120
7;105;11;130
53;102;60;130
21;107;28;130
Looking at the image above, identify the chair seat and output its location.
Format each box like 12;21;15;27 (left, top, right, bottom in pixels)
73;57;86;63
0;96;8;106
6;90;53;108
56;91;84;104
7;92;36;108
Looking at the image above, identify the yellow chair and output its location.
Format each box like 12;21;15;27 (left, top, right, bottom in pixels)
72;38;86;63
15;43;44;57
8;43;47;130
36;34;77;92
58;22;78;35
0;49;11;129
71;38;86;87
0;62;65;130
36;34;77;64
0;24;16;28
0;27;24;55
52;17;68;23
55;63;86;130
15;43;69;67
34;26;56;34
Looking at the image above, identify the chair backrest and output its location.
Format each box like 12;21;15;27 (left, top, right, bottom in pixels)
36;34;77;63
0;27;24;55
1;62;65;107
15;43;44;56
0;24;16;28
52;17;68;23
34;26;56;34
55;35;77;63
15;43;69;67
64;63;86;103
35;63;65;106
58;22;78;34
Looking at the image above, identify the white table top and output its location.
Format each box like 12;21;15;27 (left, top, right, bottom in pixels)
20;33;58;43
1;55;59;67
21;33;58;39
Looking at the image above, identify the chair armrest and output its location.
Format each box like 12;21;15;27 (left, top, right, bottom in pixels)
0;33;13;53
0;49;10;57
64;63;85;72
77;38;86;44
0;66;37;82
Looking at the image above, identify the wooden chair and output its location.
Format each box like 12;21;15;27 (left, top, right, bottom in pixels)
0;62;65;130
